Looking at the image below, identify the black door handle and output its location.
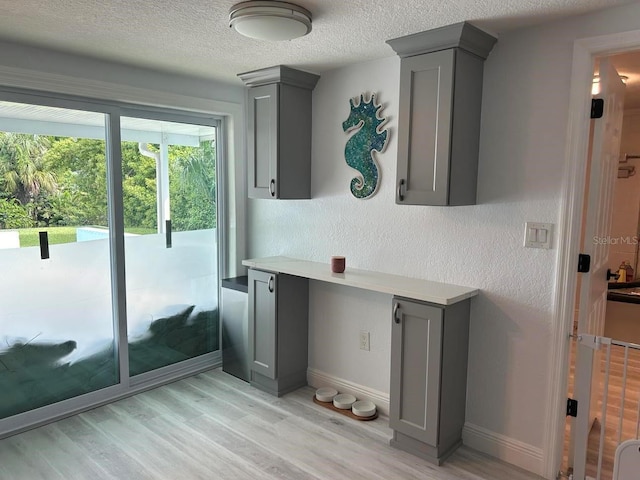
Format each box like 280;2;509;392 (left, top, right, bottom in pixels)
607;268;619;281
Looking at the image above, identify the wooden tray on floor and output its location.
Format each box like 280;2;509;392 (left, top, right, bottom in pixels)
312;396;378;421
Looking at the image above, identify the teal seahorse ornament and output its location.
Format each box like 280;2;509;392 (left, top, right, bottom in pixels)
342;93;389;199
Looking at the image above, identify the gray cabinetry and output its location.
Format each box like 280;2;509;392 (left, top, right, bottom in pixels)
390;296;470;465
221;276;250;382
248;268;309;396
387;22;497;206
239;65;320;199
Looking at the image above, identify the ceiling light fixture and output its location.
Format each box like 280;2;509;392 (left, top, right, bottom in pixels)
592;74;629;95
229;1;312;41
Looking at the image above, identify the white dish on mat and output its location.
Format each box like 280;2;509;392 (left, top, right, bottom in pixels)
315;387;338;402
333;393;357;409
352;400;376;418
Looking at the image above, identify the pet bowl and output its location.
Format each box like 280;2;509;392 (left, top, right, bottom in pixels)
315;387;338;402
333;393;356;409
352;400;376;418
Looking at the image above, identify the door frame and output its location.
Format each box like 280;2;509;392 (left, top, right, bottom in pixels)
544;29;640;479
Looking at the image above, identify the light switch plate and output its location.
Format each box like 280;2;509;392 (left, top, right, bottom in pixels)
359;331;370;351
524;222;553;249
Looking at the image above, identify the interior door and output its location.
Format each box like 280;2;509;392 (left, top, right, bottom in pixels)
571;58;626;479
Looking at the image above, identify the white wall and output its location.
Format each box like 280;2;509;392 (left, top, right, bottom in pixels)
0;39;244;103
247;2;640;475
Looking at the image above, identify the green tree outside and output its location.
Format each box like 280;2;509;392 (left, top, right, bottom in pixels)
0;133;217;239
0;133;58;225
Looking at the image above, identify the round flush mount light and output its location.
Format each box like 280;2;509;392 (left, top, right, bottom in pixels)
229;1;312;41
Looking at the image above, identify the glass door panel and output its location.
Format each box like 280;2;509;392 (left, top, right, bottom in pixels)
0;100;117;418
120;117;219;376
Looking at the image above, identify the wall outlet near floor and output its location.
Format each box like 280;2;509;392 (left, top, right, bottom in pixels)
359;331;370;351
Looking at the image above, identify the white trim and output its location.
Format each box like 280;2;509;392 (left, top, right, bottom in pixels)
307;368;390;415
463;422;544;475
0;65;238;115
545;28;640;480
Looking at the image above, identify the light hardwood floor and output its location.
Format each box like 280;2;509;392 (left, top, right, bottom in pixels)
0;368;543;480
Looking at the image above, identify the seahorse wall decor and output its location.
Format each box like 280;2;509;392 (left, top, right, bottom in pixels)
342;93;389;199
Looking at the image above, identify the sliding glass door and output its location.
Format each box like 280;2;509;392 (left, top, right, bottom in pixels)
0;94;221;431
0;100;118;418
119;116;219;377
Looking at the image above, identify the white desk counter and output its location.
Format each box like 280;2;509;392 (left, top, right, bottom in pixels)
242;256;478;306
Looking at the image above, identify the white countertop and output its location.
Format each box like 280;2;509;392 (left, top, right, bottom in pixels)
242;256;478;306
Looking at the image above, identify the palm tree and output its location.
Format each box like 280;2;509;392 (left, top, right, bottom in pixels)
0;132;57;205
179;140;216;205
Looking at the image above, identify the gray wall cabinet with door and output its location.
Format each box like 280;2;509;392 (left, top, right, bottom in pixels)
387;22;497;206
390;296;471;464
239;65;320;199
248;269;309;396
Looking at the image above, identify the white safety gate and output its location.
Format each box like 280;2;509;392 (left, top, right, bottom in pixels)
572;334;640;480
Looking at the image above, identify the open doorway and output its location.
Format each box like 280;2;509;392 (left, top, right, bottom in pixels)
561;50;640;480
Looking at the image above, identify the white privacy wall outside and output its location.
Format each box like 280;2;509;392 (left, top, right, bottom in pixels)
246;2;640;473
0;230;217;362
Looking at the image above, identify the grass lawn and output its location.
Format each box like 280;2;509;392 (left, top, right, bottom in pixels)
17;226;156;247
125;227;156;235
18;226;77;247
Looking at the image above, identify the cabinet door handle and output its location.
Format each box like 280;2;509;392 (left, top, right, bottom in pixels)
269;179;276;197
398;179;405;202
268;276;274;293
393;303;401;324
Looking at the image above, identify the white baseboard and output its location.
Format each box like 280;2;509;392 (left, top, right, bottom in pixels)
307;368;390;415
462;422;544;476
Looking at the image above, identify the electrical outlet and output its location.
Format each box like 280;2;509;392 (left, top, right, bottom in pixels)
359;331;370;351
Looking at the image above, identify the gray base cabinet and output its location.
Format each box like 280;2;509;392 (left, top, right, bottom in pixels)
387;22;497;206
248;269;309;396
389;296;470;465
239;65;320;200
221;276;250;382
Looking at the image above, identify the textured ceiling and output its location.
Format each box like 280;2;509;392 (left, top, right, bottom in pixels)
0;0;636;86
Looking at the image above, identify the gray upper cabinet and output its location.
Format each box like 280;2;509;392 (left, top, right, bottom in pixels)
387;22;497;206
239;65;320;199
389;296;471;465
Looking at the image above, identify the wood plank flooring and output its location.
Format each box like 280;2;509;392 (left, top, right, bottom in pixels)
0;368;542;480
